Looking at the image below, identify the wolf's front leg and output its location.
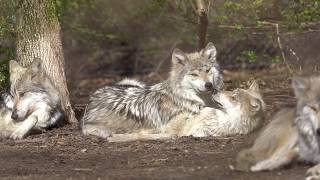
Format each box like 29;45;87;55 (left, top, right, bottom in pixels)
306;164;320;180
10;115;38;139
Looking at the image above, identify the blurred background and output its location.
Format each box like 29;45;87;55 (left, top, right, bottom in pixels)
0;0;320;105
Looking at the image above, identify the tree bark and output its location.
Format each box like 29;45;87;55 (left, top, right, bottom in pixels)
16;0;77;125
196;0;209;50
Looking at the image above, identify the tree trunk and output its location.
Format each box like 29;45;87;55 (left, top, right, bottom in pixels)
16;0;77;125
196;0;209;50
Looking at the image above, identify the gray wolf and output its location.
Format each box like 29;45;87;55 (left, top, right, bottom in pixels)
0;59;63;139
233;76;320;180
81;42;223;138
107;81;265;142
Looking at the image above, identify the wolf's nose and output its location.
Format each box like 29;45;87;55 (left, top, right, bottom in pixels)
11;111;18;120
205;82;213;90
317;128;320;136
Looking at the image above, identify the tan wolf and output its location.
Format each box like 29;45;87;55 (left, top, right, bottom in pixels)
0;59;63;139
233;76;320;180
108;81;265;142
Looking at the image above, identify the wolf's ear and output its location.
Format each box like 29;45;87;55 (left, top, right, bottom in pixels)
249;80;260;93
172;48;187;66
9;60;22;74
203;42;217;62
292;77;309;98
30;58;43;73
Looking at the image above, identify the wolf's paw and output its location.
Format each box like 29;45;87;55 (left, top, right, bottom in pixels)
10;130;26;140
306;164;320;180
10;132;25;140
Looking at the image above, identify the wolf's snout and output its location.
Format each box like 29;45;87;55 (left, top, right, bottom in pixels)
317;128;320;136
205;82;213;90
11;111;18;120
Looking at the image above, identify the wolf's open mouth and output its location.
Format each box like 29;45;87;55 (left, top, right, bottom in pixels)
199;88;218;94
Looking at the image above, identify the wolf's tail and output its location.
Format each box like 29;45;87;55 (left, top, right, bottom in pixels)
233;149;257;171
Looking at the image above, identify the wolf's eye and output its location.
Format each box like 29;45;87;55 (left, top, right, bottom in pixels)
190;73;198;76
230;95;237;101
309;105;318;111
206;69;210;73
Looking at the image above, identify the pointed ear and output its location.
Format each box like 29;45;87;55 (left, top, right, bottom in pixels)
9;60;22;74
30;58;42;73
172;48;187;66
203;42;217;62
291;77;309;98
249;80;260;93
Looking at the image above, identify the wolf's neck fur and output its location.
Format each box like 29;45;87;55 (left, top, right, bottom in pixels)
151;79;206;114
296;114;320;163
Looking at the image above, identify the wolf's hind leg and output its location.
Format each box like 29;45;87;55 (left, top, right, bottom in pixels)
10;115;38;139
250;149;297;171
108;133;175;143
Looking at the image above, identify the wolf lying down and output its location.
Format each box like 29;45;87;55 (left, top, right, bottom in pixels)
105;80;265;142
81;42;266;141
234;76;320;180
0;59;63;139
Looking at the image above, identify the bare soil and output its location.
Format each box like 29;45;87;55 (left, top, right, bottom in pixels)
0;69;311;180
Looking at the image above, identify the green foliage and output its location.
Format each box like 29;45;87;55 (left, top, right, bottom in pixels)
0;46;13;89
0;0;318;76
271;55;282;64
237;50;258;63
0;1;15;89
237;51;283;64
281;0;320;28
0;61;9;90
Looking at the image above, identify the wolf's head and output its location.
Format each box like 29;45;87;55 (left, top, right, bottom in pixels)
9;59;60;121
220;81;265;116
170;42;223;95
292;76;320;138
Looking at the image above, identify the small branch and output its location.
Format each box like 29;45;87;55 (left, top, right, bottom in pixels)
148;41;180;77
261;21;294;75
216;24;320;35
286;45;300;62
281;29;320;36
196;0;208;50
216;24;272;30
207;0;212;14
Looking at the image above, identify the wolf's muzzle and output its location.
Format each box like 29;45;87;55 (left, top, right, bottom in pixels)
11;111;19;120
205;82;213;90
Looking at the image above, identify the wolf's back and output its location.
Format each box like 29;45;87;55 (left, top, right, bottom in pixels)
81;84;179;135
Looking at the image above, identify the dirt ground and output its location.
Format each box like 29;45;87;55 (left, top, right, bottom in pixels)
0;69;312;180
